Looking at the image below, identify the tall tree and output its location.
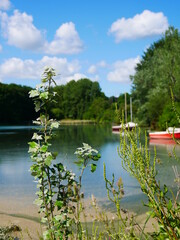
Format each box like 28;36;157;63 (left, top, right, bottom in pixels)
131;27;180;129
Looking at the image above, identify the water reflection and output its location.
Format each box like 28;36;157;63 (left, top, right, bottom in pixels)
0;125;179;213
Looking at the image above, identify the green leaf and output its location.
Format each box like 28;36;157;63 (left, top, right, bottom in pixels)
52;152;58;159
92;154;101;161
40;145;48;152
29;90;39;98
91;163;97;173
33;120;41;125
28;141;38;148
41;217;47;223
51;121;60;129
34;198;43;206
55;201;63;209
74;159;84;167
167;199;172;211
40;92;48;99
32;133;42;140
35;101;41;112
160;191;164;198
45;155;53;166
164;185;168;194
28;141;39;153
54;215;63;221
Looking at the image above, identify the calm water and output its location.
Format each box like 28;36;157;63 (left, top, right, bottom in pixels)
0;125;179;213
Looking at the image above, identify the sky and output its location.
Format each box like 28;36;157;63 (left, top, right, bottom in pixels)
0;0;180;97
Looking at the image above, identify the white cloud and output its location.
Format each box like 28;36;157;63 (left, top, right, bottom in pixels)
91;74;99;82
65;73;87;82
0;10;44;50
97;60;107;68
109;10;169;42
88;65;97;74
0;0;11;10
0;44;2;52
0;10;83;54
46;22;83;55
107;57;140;83
0;56;83;84
87;60;107;74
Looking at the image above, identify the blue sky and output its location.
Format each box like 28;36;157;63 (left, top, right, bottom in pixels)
0;0;180;97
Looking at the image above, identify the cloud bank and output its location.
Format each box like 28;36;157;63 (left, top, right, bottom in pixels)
109;10;169;42
0;10;83;54
0;56;85;84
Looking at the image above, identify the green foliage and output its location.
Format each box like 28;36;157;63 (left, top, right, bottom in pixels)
29;67;78;239
131;27;180;129
75;143;101;174
158;102;180;130
29;67;102;239
0;83;36;124
27;67;180;240
52;78;105;121
74;143;101;239
0;77;116;124
83;97;115;123
118;126;180;239
102;163;140;239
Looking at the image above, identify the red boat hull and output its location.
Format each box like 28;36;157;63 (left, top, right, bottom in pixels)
149;132;180;139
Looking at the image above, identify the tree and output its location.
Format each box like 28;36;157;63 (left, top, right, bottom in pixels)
131;27;180;129
50;78;103;120
0;83;37;124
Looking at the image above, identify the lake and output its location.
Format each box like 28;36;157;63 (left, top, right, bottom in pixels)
0;125;179;216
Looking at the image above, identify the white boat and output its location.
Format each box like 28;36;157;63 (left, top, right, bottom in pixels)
112;122;138;132
112;95;137;132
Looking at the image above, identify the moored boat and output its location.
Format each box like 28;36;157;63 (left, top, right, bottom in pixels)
149;127;180;139
112;95;138;132
112;122;138;132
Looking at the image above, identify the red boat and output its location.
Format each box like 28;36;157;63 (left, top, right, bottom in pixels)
149;127;180;139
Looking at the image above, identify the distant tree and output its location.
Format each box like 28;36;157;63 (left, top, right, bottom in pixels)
51;78;103;120
0;83;37;124
83;96;114;123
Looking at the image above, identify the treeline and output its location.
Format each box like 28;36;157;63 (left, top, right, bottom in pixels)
0;83;37;124
0;79;132;125
131;27;180;129
0;80;139;126
0;79;128;124
50;79;119;123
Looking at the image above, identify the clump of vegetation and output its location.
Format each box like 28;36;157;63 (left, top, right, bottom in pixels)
29;67;78;239
131;27;180;129
118;126;180;239
28;67;101;239
28;67;180;239
0;225;21;240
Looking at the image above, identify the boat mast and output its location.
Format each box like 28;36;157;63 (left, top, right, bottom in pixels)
125;92;127;123
130;97;132;122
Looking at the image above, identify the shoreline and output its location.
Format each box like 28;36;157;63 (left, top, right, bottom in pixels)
60;119;96;125
0;197;156;239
